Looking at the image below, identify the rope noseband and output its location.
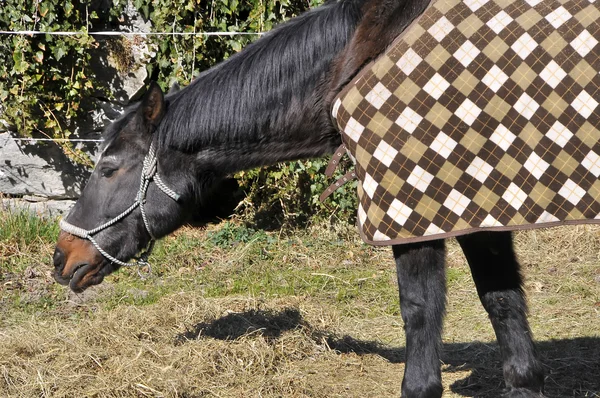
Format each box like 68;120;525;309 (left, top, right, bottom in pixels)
59;142;181;270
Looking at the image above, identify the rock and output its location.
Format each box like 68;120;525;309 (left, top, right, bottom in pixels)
0;0;152;217
0;132;95;199
1;197;75;217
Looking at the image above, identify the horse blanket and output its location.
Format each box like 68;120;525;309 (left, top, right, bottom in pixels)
332;0;600;245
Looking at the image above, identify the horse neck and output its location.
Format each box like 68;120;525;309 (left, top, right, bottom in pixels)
164;72;343;175
158;0;370;174
195;125;342;175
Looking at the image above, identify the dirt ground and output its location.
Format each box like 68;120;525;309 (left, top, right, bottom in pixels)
1;221;599;397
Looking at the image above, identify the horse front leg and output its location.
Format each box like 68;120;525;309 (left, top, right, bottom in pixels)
392;240;446;398
457;231;545;398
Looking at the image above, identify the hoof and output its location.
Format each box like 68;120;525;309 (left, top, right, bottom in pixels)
502;388;546;398
402;384;443;398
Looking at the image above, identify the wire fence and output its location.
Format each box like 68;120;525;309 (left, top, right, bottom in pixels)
1;28;264;145
4;137;104;143
0;30;263;37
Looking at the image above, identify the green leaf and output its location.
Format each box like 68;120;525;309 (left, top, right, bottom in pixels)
64;2;74;17
52;44;66;61
12;51;29;73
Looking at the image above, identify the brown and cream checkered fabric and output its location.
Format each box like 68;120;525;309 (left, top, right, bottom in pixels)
332;0;600;245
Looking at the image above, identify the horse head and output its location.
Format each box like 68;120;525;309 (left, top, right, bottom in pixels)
52;0;368;292
53;82;204;292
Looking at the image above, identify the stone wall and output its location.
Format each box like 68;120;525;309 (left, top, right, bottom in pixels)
0;132;98;216
0;3;150;217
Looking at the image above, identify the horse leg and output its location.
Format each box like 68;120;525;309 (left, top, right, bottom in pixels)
392;240;446;398
457;231;545;397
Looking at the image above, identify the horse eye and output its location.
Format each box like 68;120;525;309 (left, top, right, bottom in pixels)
100;168;117;178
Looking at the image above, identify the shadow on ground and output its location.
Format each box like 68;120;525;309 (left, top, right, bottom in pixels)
176;308;600;398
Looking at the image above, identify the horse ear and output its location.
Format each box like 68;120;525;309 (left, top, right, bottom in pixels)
139;81;165;129
168;82;180;94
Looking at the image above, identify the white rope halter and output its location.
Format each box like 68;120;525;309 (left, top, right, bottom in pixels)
59;142;181;270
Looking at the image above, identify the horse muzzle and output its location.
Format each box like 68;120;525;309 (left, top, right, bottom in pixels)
53;232;107;292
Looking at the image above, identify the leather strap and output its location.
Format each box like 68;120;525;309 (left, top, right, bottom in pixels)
325;144;347;177
319;170;357;202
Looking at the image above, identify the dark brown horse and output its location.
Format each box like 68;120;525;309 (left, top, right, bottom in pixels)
53;0;547;396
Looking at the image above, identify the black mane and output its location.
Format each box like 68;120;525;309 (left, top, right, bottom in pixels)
157;0;367;152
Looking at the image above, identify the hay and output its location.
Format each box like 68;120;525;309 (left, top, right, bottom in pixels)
0;294;402;397
1;224;599;397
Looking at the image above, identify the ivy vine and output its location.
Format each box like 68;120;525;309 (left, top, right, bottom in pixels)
0;0;127;164
1;0;356;223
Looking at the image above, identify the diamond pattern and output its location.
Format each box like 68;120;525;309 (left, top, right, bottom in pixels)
571;90;599;118
487;11;513;34
558;178;586;205
514;93;540;119
387;199;413;224
455;98;482;125
430;131;458;158
332;98;342;119
511;32;538;59
524;152;550;178
331;0;600;245
444;189;472;216
365;82;393;109
454;40;481;67
582;150;600;177
424;223;445;235
396;107;423;133
571;30;598;57
464;0;490;11
373;140;398;166
539;60;567;88
537;210;560;223
373;230;391;241
503;183;528;210
545;6;572;28
546;121;573;147
345;117;364;142
482;65;509;92
406;165;435;192
481;214;503;227
363;173;378;199
428;16;455;41
466;156;494;183
423;73;451;99
397;48;423;75
490;124;517;151
358;204;368;225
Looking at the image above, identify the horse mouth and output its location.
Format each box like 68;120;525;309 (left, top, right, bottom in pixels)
54;262;106;293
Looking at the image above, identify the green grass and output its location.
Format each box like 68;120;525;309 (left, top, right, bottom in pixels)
0;209;59;243
1;210;599;397
0;210;398;324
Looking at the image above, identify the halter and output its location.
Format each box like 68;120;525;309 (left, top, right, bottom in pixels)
59;142;181;270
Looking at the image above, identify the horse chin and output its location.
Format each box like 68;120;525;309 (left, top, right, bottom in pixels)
68;262;107;293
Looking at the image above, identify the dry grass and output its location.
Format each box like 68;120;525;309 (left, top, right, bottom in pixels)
1;217;599;397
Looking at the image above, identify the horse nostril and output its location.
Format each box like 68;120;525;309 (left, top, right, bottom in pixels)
53;247;65;270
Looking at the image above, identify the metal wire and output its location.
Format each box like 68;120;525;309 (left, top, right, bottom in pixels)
0;30;263;37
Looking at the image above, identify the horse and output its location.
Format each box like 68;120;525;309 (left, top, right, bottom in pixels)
52;0;557;396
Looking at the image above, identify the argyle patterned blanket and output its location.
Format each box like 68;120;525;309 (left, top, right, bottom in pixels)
332;0;600;245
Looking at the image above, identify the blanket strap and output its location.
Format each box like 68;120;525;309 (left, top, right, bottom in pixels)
325;144;347;177
319;170;357;202
321;144;357;202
